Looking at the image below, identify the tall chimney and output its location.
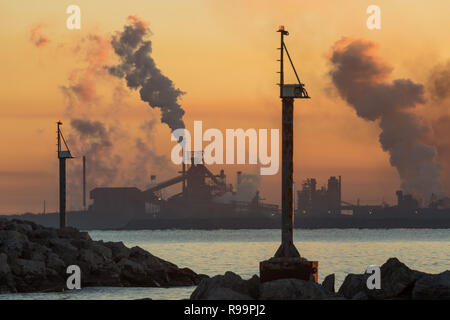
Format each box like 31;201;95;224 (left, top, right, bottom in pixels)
237;171;242;192
338;175;342;210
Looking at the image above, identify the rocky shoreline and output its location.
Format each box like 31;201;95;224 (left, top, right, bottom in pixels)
1;218;448;299
0;218;206;293
191;258;450;300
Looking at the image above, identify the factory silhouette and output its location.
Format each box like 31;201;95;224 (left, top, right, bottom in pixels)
24;151;445;230
88;151;279;228
7;122;450;230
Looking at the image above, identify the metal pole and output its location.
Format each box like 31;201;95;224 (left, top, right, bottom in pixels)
275;27;300;258
282;97;294;246
59;157;66;228
279;31;284;97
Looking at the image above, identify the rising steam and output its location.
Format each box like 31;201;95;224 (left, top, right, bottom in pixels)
108;16;186;131
329;38;446;201
57;26;176;209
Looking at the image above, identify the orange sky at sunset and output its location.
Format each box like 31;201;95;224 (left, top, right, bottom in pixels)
1;0;450;213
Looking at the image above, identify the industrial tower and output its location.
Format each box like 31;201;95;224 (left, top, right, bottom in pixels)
260;26;317;282
57;121;73;228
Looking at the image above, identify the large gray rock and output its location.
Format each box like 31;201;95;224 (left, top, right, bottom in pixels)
379;258;425;298
91;241;113;260
338;273;368;299
45;253;66;272
339;258;426;299
412;271;450;300
191;272;260;300
322;274;335;293
104;241;130;261
78;249;106;271
260;278;337;300
0;253;10;275
10;258;46;276
0;219;203;293
0;230;29;254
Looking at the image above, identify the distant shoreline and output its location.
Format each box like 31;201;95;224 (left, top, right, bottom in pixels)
2;212;450;230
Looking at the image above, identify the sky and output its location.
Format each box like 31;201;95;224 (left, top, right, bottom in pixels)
0;0;449;213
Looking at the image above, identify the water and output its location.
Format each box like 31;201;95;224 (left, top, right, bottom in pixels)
1;229;449;300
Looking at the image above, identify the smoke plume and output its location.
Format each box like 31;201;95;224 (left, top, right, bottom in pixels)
127;119;172;189
69;119;121;187
426;61;450;194
329;38;446;201
428;61;450;101
59;32;174;209
108;16;186;131
30;24;50;47
215;171;261;204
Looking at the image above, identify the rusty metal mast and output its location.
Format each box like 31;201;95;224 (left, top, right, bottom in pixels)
274;25;310;258
57;121;73;229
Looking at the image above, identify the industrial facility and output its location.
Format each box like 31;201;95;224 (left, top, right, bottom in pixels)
296;176;342;215
296;175;450;219
88;151;279;227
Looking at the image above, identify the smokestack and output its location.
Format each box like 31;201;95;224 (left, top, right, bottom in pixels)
82;155;86;211
396;190;403;206
338;175;342;209
237;171;242;191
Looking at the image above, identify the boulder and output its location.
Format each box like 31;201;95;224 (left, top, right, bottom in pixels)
10;258;46;277
260;278;336;300
191;272;260;300
45;253;66;273
322;274;335;293
0;230;29;254
412;271;450;300
338;258;425;299
338;273;368;299
117;258;148;285
0;253;10;275
91;242;113;260
104;241;130;261
378;258;425;299
78;249;105;270
0;219;203;293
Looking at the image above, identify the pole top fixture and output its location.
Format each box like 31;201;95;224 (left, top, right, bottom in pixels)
277;25;289;35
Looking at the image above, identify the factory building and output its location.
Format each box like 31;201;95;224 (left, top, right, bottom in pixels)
88;154;278;222
396;190;419;210
296;176;342;215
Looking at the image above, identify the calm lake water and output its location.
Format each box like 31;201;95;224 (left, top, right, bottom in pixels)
1;229;449;300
